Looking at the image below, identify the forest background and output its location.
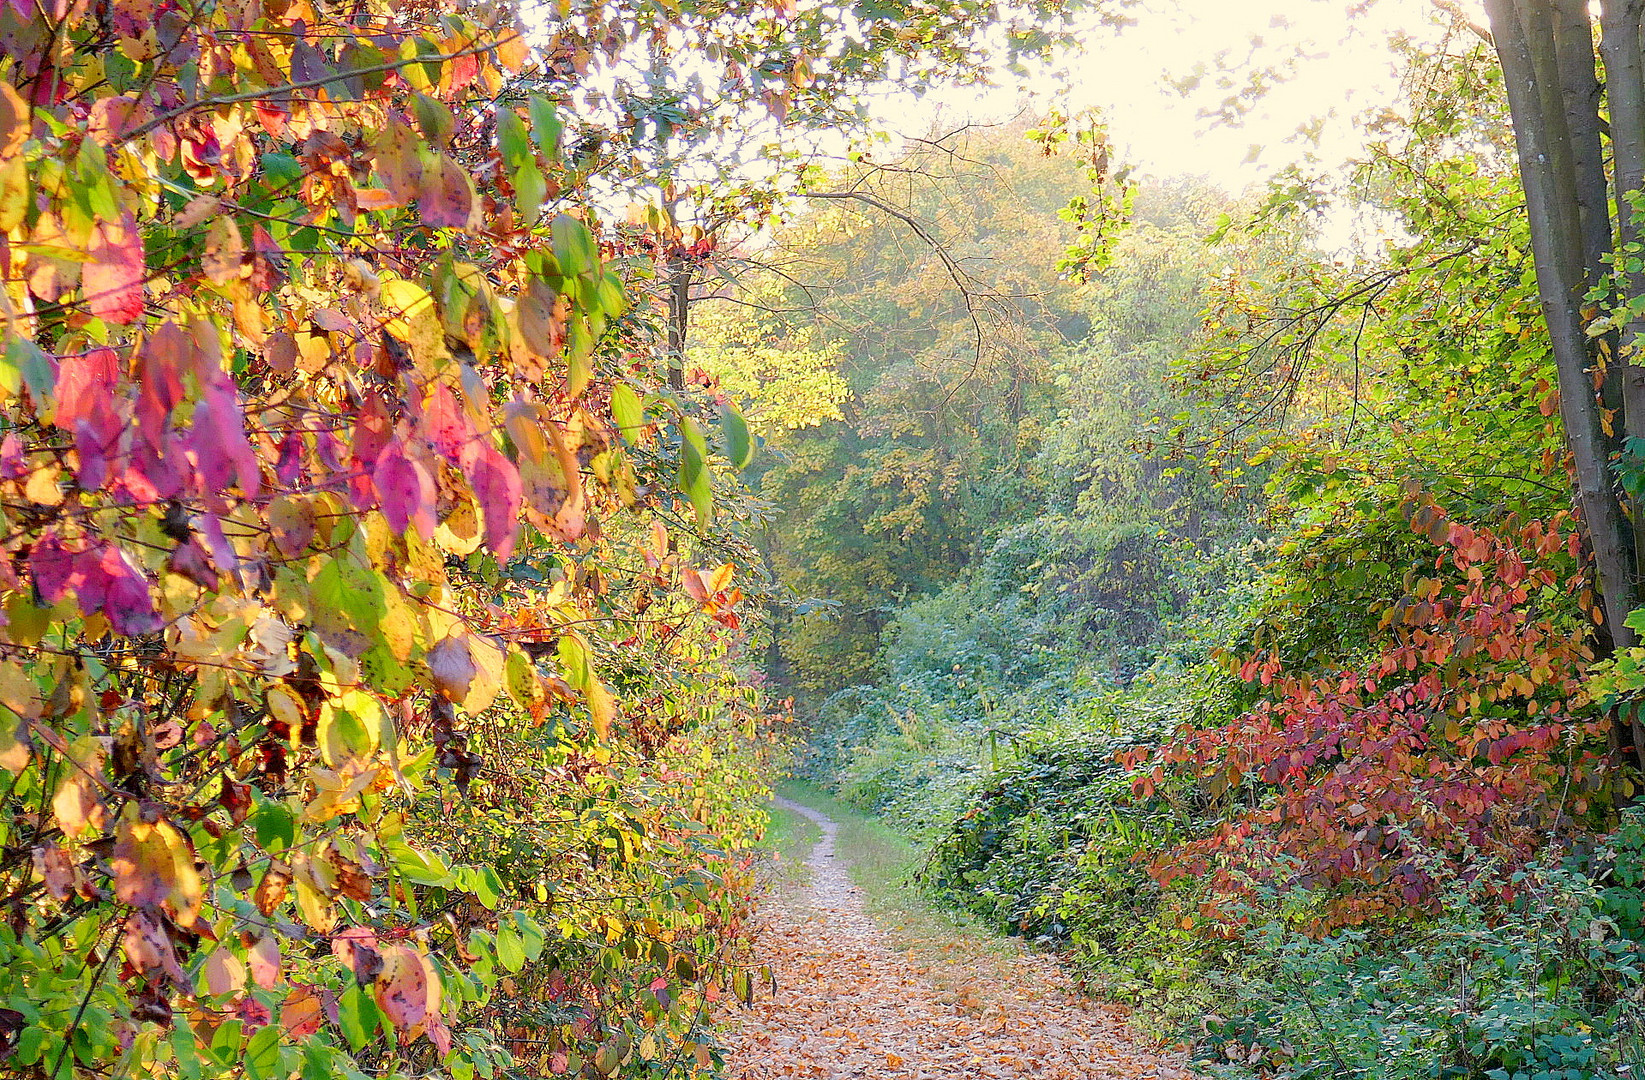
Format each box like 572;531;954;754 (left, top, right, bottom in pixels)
705;5;1645;1077
4;0;1645;1079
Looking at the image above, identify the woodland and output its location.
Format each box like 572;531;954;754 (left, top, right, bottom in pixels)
1;0;1644;1077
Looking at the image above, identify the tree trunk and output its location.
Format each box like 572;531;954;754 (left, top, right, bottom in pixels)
1487;0;1641;662
1552;0;1613;283
1601;0;1645;760
666;256;693;392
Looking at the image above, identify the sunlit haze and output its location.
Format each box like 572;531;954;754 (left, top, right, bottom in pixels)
886;0;1491;194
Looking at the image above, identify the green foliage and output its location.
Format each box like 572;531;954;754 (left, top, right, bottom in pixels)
1191;831;1645;1079
749;122;1103;692
691;279;850;435
790;29;1645;1078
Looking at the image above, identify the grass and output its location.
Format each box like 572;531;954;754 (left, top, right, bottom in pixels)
760;797;822;883
770;778;1026;1012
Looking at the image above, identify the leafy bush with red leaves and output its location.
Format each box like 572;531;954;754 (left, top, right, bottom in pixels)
1126;487;1611;931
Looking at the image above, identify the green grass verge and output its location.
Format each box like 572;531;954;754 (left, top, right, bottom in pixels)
761;797;822;868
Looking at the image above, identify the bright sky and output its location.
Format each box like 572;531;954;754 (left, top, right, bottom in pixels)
887;0;1491;195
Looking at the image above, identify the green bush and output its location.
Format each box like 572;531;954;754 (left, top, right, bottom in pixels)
1192;821;1645;1080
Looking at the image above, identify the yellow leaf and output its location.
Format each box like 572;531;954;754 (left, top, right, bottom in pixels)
381;278;435;335
586;673;615;742
24;466;62;506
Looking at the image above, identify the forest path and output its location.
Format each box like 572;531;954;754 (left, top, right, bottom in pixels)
723;797;1195;1079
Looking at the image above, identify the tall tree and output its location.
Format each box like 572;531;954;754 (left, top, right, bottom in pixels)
1483;0;1645;766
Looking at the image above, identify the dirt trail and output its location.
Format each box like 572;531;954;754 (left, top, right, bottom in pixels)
723;797;1195;1079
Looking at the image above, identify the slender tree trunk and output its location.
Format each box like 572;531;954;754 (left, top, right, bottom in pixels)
1601;0;1645;760
1553;0;1613;281
1515;0;1589;282
1602;2;1645;361
1487;0;1641;661
666;256;692;392
1552;0;1631;470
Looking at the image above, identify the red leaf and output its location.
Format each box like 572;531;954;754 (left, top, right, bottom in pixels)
53;348;120;433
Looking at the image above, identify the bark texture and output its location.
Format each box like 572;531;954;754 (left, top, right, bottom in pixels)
1488;0;1645;763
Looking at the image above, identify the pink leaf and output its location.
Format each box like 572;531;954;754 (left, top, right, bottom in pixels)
190;374;261;499
275;429;305;487
349;394;393;507
196;513;243;590
467;446;521;559
421;383;477;468
83;210;145;324
121;911;188;986
249;934;281;989
330;927;382;983
373;945;430;1032
418;155;474;230
74;405;125;492
373;440;436;538
167;536;219;591
79;544;160;635
136;323;189;443
30;532;82;603
203;948;246;996
0;433;26;480
120;429;185;503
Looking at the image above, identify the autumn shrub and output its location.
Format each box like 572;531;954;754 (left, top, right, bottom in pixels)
400;628;781;1078
1131;492;1610;931
0;6;798;1073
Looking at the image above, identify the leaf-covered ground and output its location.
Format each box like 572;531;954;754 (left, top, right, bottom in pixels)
724;799;1195;1079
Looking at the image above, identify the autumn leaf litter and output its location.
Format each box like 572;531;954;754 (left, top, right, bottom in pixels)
724;799;1197;1079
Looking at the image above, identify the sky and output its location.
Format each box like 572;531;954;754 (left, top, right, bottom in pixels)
885;0;1491;195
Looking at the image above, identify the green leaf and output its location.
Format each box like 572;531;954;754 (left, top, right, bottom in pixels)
169;1024;202;1080
496;108;532;170
594;270;626;318
470;865;500;910
565;316;593;398
254;800;296;852
243;1023;281;1080
528;97;562;161
495;923;525;972
719;401;753;469
678;418;712;526
514;163;545;224
411;93;456;147
338;983;382;1052
513;912;547;961
610;383;644;439
260;153;304;189
551;214;600;280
